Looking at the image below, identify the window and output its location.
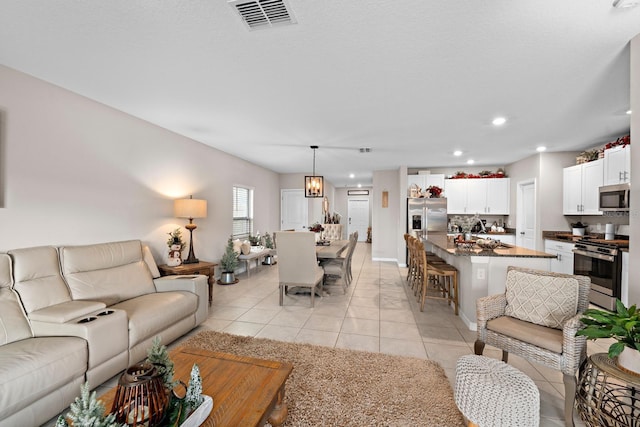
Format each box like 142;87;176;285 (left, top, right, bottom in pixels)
233;186;253;238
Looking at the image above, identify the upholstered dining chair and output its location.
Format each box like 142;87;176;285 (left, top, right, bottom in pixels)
321;231;358;292
275;231;325;307
474;266;591;427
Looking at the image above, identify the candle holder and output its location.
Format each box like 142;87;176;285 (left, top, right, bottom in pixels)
111;362;169;426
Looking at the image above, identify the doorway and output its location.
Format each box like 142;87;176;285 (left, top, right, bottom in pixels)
348;198;369;242
281;189;308;231
516;179;536;250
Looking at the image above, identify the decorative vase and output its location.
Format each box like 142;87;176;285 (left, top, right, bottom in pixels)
617;346;640;376
219;271;236;285
315;232;320;243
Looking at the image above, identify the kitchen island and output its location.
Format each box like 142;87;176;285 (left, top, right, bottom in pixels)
423;234;555;331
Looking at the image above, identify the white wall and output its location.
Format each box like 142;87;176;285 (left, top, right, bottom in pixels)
372;169;400;260
0;65;281;268
629;33;639;307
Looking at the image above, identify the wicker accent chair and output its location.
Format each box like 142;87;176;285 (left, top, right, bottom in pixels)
474;266;591;427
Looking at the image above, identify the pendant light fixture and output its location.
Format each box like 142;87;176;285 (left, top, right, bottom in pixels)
305;145;324;198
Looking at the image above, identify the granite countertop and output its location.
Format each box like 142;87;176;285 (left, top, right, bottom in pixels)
426;234;555;258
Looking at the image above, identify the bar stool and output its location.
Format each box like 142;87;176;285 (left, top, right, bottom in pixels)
421;261;459;315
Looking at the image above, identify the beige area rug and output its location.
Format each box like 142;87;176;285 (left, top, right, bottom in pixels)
181;331;465;426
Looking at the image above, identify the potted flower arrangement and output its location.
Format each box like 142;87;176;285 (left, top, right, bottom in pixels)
219;236;239;284
426;185;442;198
309;223;324;243
576;299;640;375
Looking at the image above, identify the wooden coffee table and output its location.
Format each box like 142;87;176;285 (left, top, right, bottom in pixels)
99;347;293;427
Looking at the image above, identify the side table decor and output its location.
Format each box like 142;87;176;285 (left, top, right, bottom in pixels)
576;353;640;427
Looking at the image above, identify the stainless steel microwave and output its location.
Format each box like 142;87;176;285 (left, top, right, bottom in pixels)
599;183;630;211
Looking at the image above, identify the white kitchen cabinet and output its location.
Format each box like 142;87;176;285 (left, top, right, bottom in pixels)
544;240;575;275
562;159;603;215
603;145;631;185
407;174;445;197
444;178;510;215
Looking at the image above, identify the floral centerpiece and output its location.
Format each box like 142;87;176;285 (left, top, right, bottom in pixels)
426;185;442;198
309;223;324;233
450;214;480;235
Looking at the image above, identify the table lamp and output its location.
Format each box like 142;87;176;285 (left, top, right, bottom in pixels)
175;195;207;264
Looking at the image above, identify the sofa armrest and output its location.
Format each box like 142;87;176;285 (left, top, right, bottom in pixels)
154;275;208;325
561;312;588;374
28;300;106;323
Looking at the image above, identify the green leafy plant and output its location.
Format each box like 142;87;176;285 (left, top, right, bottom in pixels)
248;234;261;246
56;382;124;427
146;336;176;389
576;299;640;358
220;235;239;272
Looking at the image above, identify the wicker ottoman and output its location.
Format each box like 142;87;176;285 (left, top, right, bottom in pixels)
454;355;540;427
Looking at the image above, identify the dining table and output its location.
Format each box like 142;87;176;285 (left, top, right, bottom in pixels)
316;239;349;259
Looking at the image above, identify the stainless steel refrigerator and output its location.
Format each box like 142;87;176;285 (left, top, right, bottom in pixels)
407;198;448;239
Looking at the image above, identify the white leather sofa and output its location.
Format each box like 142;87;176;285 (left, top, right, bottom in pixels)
0;240;208;427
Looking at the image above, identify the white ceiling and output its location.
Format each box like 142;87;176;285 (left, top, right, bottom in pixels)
1;1;639;187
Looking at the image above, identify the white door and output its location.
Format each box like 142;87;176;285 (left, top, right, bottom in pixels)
281;189;307;231
517;180;536;250
348;199;369;242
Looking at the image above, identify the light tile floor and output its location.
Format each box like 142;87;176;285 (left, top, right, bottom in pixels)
47;242;612;426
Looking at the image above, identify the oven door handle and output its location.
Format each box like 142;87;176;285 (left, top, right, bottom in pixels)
572;249;615;262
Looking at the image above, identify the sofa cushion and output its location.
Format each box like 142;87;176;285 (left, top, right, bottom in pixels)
0;254;33;345
0;336;87;419
143;245;161;279
488;315;563;354
110;291;197;347
504;269;579;329
9;246;72;314
60;240;156;305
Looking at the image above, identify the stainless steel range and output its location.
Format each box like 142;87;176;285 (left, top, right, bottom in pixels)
573;239;626;311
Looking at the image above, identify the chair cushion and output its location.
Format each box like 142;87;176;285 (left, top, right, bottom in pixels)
110;291;197;347
487;316;563;354
504;269;579;329
0;336;87;419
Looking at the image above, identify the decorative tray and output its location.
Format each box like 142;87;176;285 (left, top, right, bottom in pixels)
454;241;475;251
180;395;213;427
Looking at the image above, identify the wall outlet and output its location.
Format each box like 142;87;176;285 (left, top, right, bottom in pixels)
477;268;486;280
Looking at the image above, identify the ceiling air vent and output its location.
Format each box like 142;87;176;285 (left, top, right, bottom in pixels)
359;148;372;153
229;0;297;30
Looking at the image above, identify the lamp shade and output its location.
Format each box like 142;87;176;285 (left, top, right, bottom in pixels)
174;198;207;219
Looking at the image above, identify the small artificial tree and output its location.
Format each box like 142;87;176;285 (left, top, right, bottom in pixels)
56;382;124;427
146;336;176;389
220;236;239;273
263;232;274;249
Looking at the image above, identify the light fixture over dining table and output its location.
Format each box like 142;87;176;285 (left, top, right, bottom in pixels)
305;145;324;198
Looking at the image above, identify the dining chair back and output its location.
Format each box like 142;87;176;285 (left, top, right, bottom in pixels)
322;231;358;293
275;231;324;307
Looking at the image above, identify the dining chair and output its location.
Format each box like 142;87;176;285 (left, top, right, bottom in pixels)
275;231;325;307
322;231;358;293
474;266;591;427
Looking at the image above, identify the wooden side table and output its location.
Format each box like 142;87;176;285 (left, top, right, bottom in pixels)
158;261;217;306
575;353;640;427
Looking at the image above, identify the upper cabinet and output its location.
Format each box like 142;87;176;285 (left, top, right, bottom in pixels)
444;178;510;215
407;174;445;197
563;159;603;215
603;145;631;185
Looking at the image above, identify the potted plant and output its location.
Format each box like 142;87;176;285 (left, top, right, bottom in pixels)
219;236;239;284
576;299;640;375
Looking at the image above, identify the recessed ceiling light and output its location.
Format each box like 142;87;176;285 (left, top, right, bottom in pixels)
357;183;362;188
453;150;463;156
492;117;507;126
627;110;632;115
349;173;355;179
613;0;638;8
536;146;547;152
467;159;475;165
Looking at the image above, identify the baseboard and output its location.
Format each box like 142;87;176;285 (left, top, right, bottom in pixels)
460;311;477;332
371;257;398;262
